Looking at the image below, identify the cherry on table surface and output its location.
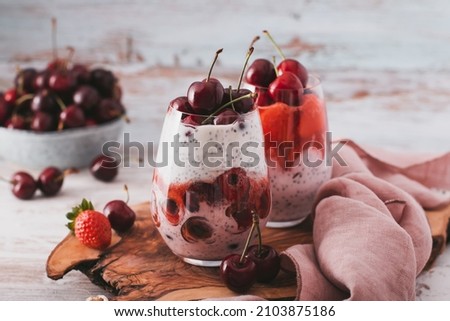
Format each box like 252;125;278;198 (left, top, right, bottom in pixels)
10;172;37;200
247;244;281;283
220;254;257;293
4;88;18;104
37;166;64;196
90;154;119;182
104;187;136;233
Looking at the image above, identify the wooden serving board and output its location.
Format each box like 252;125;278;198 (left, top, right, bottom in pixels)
46;202;450;301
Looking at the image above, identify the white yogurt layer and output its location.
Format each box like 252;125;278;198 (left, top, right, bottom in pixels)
155;107;267;184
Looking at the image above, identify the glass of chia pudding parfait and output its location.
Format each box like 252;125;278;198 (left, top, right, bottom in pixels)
256;75;331;228
150;50;271;267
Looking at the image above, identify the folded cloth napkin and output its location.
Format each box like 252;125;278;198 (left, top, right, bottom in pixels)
281;140;450;301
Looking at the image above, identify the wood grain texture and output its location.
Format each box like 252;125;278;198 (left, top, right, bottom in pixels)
46;202;450;301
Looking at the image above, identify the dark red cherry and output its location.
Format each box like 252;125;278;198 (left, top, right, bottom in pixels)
48;71;76;93
14;68;38;93
254;87;274;106
220;254;256;293
184;181;221;209
245;58;277;87
247;245;281;283
181;114;210;126
3;88;18;104
216;167;250;202
37;167;64;196
31;89;59;113
90;155;119;182
187;77;224;114
0;94;13;125
73;85;100;111
163;198;181;225
60;105;86;129
214;108;240;125
71;63;90;85
268;72;303;106
6;115;28;130
85;118;97;127
222;88;254;113
30;112;57;132
90;68;116;97
11;172;37;200
169;96;194;114
277;58;308;88
33;70;51;90
104;200;136;233
93;98;123;123
180;216;213;243
225;204;253;232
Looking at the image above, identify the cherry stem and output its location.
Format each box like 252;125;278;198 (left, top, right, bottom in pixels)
255;216;263;254
122;114;131;124
239;212;259;264
206;48;223;82
63;46;75;70
54;95;66;111
201;92;256;124
0;176;12;185
14;94;33;107
228;85;235;111
123;184;130;204
272;56;278;76
263;30;286;60
249;36;260;48
52;17;58;60
55;167;79;182
237;46;254;91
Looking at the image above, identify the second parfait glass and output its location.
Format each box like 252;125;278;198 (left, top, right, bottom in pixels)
256;74;331;227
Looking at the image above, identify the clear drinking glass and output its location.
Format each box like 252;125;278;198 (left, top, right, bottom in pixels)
150;106;271;267
256;75;331;228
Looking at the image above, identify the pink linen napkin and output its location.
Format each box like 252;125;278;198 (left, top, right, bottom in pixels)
281;140;450;301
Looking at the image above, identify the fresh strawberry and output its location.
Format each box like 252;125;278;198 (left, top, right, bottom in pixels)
66;199;112;250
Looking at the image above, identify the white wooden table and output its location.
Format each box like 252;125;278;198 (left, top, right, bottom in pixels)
0;0;449;300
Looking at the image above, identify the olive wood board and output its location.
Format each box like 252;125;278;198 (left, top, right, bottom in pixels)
46;202;450;301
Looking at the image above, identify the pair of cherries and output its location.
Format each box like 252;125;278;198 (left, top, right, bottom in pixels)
245;30;309;107
5;167;75;200
220;213;281;293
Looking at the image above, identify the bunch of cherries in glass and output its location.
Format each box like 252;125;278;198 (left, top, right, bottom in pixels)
168;48;256;125
245;30;309;106
0;53;126;131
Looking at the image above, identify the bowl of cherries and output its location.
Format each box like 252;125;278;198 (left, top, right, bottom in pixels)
0;58;126;170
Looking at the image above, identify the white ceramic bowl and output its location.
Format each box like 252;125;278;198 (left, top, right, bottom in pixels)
0;118;124;170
